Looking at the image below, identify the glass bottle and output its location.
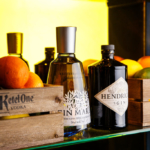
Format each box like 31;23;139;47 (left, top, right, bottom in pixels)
7;32;30;69
47;26;91;137
35;47;55;83
88;45;128;129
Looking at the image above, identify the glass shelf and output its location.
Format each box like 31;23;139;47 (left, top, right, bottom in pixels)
24;125;150;150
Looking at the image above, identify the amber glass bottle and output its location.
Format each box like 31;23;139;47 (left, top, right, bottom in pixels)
88;45;128;130
47;27;91;137
35;47;55;83
7;33;30;69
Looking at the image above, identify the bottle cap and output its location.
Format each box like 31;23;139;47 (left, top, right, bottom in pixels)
101;45;115;50
7;32;23;54
45;47;55;53
56;26;77;53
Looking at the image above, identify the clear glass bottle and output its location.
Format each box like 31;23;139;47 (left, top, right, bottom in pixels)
88;45;128;129
47;27;91;137
35;47;55;83
7;33;30;69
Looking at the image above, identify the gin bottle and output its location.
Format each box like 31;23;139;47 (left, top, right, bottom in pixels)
47;27;91;137
88;45;128;129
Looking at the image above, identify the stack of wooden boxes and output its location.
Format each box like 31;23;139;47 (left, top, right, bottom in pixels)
128;78;150;126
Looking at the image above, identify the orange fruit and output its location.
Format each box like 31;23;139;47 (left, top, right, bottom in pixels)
0;56;29;89
83;59;98;76
23;72;44;88
121;59;143;78
114;56;124;61
138;56;150;68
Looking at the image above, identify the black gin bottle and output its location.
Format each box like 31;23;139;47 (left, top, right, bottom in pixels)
47;27;91;137
88;45;128;129
7;32;30;69
35;47;55;83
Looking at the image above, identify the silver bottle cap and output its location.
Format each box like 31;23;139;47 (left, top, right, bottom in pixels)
56;26;77;53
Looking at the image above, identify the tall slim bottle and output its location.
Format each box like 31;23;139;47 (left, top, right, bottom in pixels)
47;27;91;137
88;45;128;129
35;47;55;83
7;32;30;69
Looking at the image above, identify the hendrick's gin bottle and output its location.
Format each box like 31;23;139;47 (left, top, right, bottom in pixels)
88;45;128;129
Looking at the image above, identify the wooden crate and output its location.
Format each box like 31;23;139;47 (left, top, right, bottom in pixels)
128;78;150;101
0;85;64;150
128;78;150;126
128;100;150;126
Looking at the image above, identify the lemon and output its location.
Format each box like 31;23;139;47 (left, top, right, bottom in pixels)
134;67;150;78
0;114;29;120
121;59;143;78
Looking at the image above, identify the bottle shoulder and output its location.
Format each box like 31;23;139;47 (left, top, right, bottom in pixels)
35;59;53;65
51;56;81;64
88;59;127;69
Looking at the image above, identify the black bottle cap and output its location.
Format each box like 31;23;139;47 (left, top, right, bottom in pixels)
45;47;55;53
101;45;115;50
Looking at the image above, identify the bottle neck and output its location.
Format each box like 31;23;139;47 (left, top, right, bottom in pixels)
102;53;114;59
58;53;75;58
45;53;55;60
102;50;114;60
8;53;22;58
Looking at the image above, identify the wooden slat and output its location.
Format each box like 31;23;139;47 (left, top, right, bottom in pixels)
128;100;142;123
128;78;150;101
128;121;150;127
143;102;150;115
128;78;142;100
142;122;150;126
128;100;150;126
142;79;150;101
0;113;64;150
0;85;64;117
142;101;150;122
128;120;143;126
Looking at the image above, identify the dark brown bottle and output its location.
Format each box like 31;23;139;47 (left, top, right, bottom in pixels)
35;47;55;83
7;32;30;69
88;45;128;129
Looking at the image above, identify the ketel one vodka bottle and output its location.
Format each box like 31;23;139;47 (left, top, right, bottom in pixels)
88;45;128;129
47;26;91;137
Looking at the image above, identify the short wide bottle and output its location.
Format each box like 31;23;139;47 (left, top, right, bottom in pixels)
88;45;128;129
47;26;91;137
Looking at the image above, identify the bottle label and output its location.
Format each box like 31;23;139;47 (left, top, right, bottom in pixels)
63;90;91;126
94;77;128;116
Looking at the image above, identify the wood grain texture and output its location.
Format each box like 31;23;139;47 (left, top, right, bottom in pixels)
0;85;64;117
128;100;142;124
128;78;150;101
143;79;150;101
128;100;150;126
128;78;142;100
0;113;64;150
